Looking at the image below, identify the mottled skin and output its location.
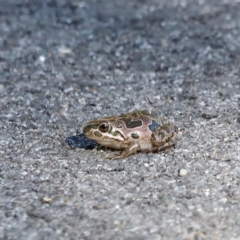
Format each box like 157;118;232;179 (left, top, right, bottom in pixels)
83;110;178;160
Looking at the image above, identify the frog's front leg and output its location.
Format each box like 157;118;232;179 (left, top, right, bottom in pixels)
151;124;178;151
105;142;140;160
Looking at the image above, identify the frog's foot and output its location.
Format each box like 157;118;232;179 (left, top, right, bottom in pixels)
105;143;139;160
151;124;178;151
104;152;122;160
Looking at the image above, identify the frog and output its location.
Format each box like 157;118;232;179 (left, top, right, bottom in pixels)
82;110;178;160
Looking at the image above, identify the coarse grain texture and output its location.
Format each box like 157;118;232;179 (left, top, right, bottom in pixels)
0;0;240;239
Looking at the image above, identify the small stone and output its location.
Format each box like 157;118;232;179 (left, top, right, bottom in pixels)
216;175;221;180
179;169;188;176
56;229;62;235
0;84;4;90
64;87;74;93
144;163;149;168
21;171;28;176
223;137;229;142
149;162;154;166
58;46;72;54
39;56;45;62
97;164;102;169
201;111;218;119
92;205;100;210
34;169;41;175
43;197;53;203
151;80;156;85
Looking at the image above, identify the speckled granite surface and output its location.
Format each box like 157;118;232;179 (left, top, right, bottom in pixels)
0;0;240;239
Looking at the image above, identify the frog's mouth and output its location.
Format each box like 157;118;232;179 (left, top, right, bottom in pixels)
93;134;124;150
89;130;125;148
94;130;125;141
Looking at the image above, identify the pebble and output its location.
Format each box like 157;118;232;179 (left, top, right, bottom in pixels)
179;169;188;176
144;163;149;168
58;46;72;54
34;169;41;175
39;56;45;62
223;137;229;142
43;197;53;203
21;171;28;176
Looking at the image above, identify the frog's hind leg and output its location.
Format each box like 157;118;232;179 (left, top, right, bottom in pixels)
105;142;140;160
151;124;178;151
104;151;123;160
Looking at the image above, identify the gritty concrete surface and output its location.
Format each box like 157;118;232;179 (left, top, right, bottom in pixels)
0;0;240;239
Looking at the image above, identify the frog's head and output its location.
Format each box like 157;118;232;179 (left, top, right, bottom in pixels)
83;111;153;149
83;118;127;149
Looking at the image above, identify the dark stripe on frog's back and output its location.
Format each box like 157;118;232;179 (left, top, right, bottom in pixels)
120;111;138;118
123;118;142;128
148;120;161;132
158;131;165;140
161;125;171;133
131;133;139;139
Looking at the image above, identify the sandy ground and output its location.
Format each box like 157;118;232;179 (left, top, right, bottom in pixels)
0;0;240;239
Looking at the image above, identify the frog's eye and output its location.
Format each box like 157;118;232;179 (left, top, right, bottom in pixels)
98;121;109;133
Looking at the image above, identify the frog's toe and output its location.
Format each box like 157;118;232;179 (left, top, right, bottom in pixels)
104;152;122;160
